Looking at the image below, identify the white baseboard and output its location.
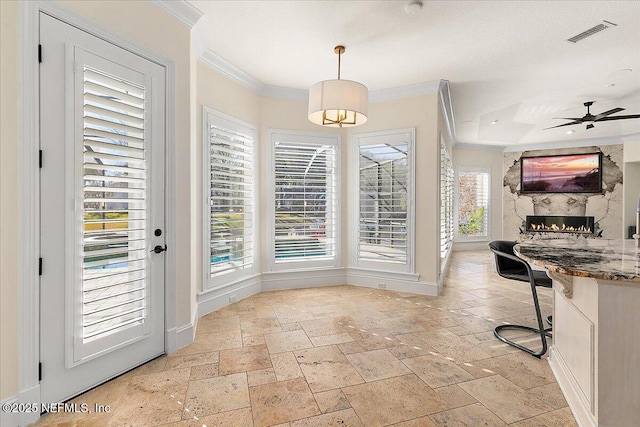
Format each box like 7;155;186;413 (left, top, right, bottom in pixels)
1;384;42;427
549;345;595;427
197;275;262;318
261;268;346;291
1;395;18;427
347;268;438;296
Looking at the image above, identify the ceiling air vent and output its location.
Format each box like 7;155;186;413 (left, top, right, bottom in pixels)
566;20;617;43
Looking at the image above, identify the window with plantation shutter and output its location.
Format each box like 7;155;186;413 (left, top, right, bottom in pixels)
204;109;255;288
270;132;338;268
352;129;415;272
457;168;490;239
82;66;148;344
440;142;454;262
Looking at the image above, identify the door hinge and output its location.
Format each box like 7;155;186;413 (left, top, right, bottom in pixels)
38;44;42;63
39;150;43;168
39;363;42;381
39;257;43;276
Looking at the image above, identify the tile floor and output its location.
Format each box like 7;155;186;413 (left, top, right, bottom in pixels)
33;250;577;426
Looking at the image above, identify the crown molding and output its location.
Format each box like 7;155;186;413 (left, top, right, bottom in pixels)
437;80;457;145
199;49;264;94
150;0;203;28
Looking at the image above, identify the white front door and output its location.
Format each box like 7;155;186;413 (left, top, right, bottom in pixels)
39;13;166;404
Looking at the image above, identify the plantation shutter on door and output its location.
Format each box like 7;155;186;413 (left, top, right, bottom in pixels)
274;142;336;261
75;51;151;362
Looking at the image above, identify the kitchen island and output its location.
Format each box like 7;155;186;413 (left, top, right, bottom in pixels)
514;239;640;427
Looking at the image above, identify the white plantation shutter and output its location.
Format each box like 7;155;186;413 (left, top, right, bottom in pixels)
81;66;148;344
440;143;454;260
358;142;409;264
208;116;254;281
273;140;336;263
457;168;490;239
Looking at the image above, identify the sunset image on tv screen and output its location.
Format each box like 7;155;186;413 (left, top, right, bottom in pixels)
521;153;601;193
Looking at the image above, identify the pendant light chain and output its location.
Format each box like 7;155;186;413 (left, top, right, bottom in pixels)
337;49;341;80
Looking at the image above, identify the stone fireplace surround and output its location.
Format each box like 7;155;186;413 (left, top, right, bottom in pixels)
503;144;623;241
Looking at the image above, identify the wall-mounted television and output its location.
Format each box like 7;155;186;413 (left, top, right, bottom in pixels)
520;152;602;193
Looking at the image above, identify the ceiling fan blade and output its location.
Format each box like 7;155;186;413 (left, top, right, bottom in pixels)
596;114;640;121
594;108;625;120
551;117;584;121
543;121;582;130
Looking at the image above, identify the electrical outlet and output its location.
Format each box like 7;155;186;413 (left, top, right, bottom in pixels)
378;283;386;289
229;294;237;303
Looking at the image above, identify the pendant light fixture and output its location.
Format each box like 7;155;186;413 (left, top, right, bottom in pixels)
308;45;368;128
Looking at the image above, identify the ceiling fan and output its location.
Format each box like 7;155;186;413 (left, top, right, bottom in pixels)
544;101;640;130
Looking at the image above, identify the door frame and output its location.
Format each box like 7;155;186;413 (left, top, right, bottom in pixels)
19;1;177;423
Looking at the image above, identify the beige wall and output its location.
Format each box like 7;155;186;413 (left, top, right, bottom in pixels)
452;146;504;248
0;0;20;401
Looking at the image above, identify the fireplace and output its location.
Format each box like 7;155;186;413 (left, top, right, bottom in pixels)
525;215;595;234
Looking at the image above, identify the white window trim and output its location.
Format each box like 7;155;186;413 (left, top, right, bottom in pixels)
202;107;257;291
266;130;341;272
455;166;491;242
350;128;416;274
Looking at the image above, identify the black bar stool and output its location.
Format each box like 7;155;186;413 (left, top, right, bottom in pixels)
488;240;552;358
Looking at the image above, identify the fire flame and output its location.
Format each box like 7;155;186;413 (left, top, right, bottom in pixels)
528;223;592;233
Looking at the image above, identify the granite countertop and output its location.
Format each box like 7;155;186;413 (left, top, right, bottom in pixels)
514;239;640;282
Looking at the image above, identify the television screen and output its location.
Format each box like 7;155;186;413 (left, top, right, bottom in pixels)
520;152;602;193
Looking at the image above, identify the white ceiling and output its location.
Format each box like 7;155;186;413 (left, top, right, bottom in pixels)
188;0;640;147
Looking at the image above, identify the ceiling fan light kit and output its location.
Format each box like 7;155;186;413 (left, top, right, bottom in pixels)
544;101;640;131
308;45;369;128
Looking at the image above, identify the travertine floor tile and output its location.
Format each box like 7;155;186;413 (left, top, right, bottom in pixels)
271;351;304;381
313;389;351;414
294;345;364;392
510;407;578;427
527;382;569;410
249;378;320;427
162;407;253;427
390;416;439;427
165;352;219;370
343;374;449;427
402;354;475;388
433;384;478;408
241;317;282;336
108;368;191;427
183;373;249;419
479;352;556;389
265;330;314;354
345;349;411;382
309;332;354;347
189;363;219;381
218;344;272;375
247;368;277;387
172;330;242;356
289;408;363;427
195;315;241;335
459;375;552;423
429;402;508;426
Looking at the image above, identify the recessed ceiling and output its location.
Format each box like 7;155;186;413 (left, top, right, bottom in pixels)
188;0;640;147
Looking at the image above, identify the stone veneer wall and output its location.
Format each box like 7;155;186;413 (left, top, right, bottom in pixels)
503;144;624;241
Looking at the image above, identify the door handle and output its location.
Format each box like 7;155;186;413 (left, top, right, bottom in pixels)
151;244;167;254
